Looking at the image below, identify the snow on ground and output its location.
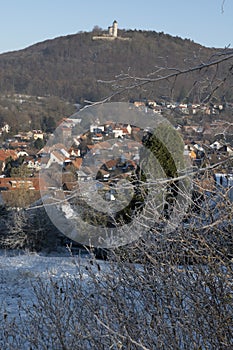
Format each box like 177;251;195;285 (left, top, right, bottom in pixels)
0;250;232;349
0;249;99;320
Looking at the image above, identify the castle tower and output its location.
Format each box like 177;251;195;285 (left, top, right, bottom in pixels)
113;20;118;37
108;26;113;36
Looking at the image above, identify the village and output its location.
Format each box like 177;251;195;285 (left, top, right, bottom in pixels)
0;98;233;208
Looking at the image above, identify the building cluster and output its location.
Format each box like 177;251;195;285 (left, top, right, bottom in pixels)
132;98;225;116
0;117;142;206
0;97;233;207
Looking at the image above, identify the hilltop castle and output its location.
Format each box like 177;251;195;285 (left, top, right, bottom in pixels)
108;20;118;38
92;20;130;41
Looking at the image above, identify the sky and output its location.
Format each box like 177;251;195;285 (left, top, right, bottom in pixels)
0;0;233;54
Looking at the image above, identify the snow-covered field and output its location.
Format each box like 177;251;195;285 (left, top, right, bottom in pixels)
0;249;232;350
0;249;114;349
0;249;94;319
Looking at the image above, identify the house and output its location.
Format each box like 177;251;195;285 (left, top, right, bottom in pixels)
96;169;110;181
46;150;67;168
92;133;103;142
71;157;83;169
133;101;146;108
125;124;132;135
213;173;233;202
148;100;157;108
113;128;124;138
62;172;77;191
76;170;92;182
0;177;47;191
42;144;70;168
111;124;131;139
178;104;189;114
91;141;112;151
69;147;80;158
103;159;119;171
214;173;233;187
189;150;197;160
38;143;69;156
17;150;29;158
153;105;163;114
60;117;81;128
1;124;10;133
226;145;233;155
26;158;41;171
210;140;226;152
90;124;105;133
8;141;29;150
33;130;44;140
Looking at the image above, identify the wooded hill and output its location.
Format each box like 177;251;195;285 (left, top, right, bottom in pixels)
0;28;232;106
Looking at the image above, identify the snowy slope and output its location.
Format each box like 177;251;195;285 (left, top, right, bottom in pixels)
0;250;94;320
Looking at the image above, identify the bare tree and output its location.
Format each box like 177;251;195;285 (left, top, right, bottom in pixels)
0;207;62;251
0;230;232;349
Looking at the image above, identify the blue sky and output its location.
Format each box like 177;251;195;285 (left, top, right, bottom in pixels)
0;0;232;54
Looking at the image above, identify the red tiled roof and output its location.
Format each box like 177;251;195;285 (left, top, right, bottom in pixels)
87;145;95;149
105;159;118;169
51;150;66;162
121;128;129;134
93;141;111;149
72;158;83;169
38;143;68;154
0;150;18;162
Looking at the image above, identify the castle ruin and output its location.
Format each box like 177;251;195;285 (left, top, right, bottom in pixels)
92;21;130;41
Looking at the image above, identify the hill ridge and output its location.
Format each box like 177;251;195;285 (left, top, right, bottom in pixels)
0;29;231;105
